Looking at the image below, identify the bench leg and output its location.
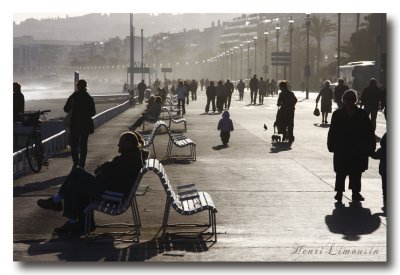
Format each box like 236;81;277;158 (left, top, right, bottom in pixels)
84;208;94;240
161;198;171;239
130;199;141;240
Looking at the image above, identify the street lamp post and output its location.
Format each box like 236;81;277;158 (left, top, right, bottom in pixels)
240;44;243;80
305;13;311;99
230;49;234;80
234;46;238;82
264;30;269;80
253;36;257;76
289;16;294;89
247;41;251;79
275;23;280;81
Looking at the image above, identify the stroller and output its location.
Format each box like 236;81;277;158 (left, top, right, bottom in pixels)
271;107;294;143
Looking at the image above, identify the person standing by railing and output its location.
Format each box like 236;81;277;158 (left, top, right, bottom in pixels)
13;82;25;122
64;79;96;169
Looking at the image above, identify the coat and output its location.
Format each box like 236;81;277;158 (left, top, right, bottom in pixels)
327;106;376;174
64;90;96;134
95;150;143;196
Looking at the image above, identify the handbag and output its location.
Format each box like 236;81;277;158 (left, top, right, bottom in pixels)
63;98;73;128
313;105;320;116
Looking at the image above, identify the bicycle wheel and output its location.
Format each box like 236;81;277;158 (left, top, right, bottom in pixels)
26;131;43;172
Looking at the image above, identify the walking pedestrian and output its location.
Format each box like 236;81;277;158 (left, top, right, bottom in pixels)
360;78;383;133
328;89;376;203
217;110;234;146
316;80;333;124
371;132;386;209
216;80;228;113
237;79;245;101
37;131;145;235
224;79;234;109
64;79;96;169
276;81;297;142
205;81;216;113
200;78;205;91
333;78;348;109
190;79;198;101
137;80;147;104
176;81;188;115
258;77;267;104
249;74;259;104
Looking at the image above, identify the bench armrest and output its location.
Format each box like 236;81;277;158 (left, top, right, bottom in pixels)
177;183;196;190
101;191;124;202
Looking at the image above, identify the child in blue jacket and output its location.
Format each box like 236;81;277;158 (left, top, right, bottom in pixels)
217;110;234;146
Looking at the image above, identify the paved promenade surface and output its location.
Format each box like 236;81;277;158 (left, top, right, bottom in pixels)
13;89;388;264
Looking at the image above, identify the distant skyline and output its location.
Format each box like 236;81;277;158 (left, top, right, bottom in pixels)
14;13;93;24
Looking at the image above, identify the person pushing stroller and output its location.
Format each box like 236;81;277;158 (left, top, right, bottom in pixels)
274;81;297;143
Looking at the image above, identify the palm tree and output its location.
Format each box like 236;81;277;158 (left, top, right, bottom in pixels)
308;16;337;79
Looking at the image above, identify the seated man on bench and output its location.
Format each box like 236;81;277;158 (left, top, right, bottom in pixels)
129;96;163;131
37;131;147;235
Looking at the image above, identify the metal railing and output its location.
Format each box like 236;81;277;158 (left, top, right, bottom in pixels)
13;100;131;178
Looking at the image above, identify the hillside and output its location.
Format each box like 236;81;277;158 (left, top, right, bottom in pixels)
13;13;240;41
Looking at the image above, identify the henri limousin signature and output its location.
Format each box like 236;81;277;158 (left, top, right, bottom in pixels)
291;243;380;256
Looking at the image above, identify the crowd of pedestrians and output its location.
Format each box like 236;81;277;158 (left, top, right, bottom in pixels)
12;71;387;236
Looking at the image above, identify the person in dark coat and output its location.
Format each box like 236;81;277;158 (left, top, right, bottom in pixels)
64;79;96;169
137;80;147;104
217;110;234;146
333;78;348;109
128;96;162;130
205;81;216;113
360;78;382;132
276;81;297;142
328;90;376;203
371;132;386;209
237;79;245;101
258;77;267;104
13;82;25;122
316;80;333;124
224;79;234;109
37;131;145;235
215;80;228;113
249;74;259;104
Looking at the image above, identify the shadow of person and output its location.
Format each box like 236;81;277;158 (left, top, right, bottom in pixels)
212;144;228;150
13;176;67;197
270;142;292;153
313;123;330;128
325;202;381;241
23;232;211;261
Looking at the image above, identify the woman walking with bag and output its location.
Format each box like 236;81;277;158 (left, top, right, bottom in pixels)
64;79;96;169
316;80;333;124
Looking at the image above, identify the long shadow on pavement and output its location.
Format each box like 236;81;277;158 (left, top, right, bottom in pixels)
14;176;67;197
20;234;210;261
270;142;292;153
325;201;381;241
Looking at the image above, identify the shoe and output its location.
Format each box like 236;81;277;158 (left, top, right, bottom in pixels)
37;197;62;211
334;192;343;202
54;221;83;235
352;193;365;201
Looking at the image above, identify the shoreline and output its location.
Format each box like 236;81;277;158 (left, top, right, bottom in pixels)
24;98;127;120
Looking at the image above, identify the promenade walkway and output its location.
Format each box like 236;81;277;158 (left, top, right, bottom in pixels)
13;90;387;262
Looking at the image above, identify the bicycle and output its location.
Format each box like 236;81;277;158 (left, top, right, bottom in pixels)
128;89;136;108
129;94;136;108
20;110;51;173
